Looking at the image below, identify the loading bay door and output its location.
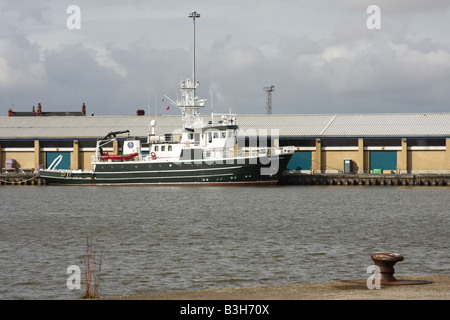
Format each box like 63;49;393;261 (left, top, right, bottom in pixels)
46;151;71;170
286;151;312;171
370;151;397;171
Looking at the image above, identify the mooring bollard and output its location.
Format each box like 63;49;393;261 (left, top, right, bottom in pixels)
370;252;404;282
341;251;433;287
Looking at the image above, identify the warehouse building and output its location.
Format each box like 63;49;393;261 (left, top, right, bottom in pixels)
0;112;449;174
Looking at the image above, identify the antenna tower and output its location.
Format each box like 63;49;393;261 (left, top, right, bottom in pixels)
263;85;274;115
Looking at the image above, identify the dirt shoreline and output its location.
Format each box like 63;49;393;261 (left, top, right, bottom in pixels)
101;274;449;300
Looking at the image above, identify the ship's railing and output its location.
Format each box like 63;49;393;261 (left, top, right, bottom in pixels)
280;146;296;154
149;134;183;144
203;147;272;159
204;145;294;160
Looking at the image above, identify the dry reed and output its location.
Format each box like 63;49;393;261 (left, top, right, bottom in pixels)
83;236;103;298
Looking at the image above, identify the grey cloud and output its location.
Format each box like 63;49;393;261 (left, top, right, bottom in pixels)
328;0;450;13
42;44;128;114
0;22;46;93
0;0;50;23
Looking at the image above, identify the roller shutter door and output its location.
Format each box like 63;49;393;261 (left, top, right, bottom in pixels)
286;151;312;171
46;151;71;170
370;151;397;171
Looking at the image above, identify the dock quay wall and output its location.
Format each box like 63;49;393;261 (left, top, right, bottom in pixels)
1;173;449;186
280;172;450;186
0;174;46;186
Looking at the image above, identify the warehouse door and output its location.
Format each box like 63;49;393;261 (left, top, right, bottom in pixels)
286;151;312;171
370;151;397;171
46;151;71;170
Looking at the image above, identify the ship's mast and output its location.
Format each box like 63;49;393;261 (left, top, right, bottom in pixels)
188;11;200;91
163;11;207;129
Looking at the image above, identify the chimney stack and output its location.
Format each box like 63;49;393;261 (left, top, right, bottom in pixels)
37;103;42;116
82;103;86;115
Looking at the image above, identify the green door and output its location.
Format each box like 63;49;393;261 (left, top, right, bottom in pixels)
286;151;312;171
46;151;71;170
370;151;397;170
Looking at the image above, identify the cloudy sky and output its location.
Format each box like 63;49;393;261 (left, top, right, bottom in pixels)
1;0;450;116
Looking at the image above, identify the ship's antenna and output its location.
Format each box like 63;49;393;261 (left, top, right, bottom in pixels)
188;11;200;90
210;62;214;122
147;92;150;136
210;62;213;112
154;93;158;124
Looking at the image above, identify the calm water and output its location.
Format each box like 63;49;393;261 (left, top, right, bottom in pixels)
0;185;448;299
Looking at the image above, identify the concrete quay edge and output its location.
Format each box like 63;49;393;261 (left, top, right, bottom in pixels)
101;274;449;300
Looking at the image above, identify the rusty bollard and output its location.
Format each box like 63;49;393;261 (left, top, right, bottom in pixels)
371;252;404;282
341;251;433;286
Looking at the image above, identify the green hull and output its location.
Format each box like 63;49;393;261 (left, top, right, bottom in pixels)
40;154;293;186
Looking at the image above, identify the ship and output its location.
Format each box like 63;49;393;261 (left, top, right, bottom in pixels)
39;12;294;186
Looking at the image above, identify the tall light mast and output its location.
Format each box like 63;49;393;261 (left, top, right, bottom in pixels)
188;11;200;88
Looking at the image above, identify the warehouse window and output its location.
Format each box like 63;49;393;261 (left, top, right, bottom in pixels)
0;140;34;148
239;137;274;148
78;140;97;148
40;140;73;148
364;139;401;147
279;138;315;147
321;139;358;147
407;138;445;146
